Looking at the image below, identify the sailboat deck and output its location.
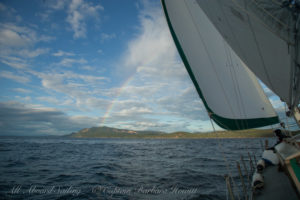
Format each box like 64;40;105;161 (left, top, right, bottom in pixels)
253;165;299;200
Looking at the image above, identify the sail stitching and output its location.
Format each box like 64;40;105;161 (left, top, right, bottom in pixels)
229;47;250;129
184;1;239;129
244;3;277;97
223;40;248;129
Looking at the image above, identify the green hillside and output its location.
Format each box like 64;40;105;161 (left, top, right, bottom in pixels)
67;126;300;139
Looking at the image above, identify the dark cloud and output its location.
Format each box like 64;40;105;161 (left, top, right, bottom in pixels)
0;101;98;136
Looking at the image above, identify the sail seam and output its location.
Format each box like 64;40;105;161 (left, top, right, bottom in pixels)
184;1;238;125
223;40;248;129
245;3;276;96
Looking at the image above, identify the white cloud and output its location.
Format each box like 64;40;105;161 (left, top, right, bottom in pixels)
123;5;177;71
0;71;30;83
97;49;103;55
0;59;27;69
59;58;87;66
49;0;67;10
66;0;103;38
104;1;210;132
13;88;32;93
81;65;95;71
0;23;53;48
100;33;116;42
18;48;49;58
0;26;29;47
117;106;152;116
29;70;110;112
53;50;75;57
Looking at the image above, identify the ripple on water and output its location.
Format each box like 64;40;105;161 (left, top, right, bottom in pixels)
0;137;265;200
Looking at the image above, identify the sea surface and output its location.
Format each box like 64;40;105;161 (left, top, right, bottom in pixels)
0;136;274;200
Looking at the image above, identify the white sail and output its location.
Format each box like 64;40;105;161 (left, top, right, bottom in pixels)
196;0;300;108
162;0;279;130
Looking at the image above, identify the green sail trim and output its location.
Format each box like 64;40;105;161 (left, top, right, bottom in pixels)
161;0;279;130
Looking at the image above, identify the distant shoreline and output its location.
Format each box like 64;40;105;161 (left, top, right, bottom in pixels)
68;126;300;139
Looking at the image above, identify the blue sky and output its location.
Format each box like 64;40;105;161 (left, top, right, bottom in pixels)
0;0;290;136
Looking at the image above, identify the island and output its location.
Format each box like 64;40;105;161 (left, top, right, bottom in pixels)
67;126;300;139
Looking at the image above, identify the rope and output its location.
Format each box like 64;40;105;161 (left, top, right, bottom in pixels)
284;102;293;136
231;0;294;44
250;0;290;29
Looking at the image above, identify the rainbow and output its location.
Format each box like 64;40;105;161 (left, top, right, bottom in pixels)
100;75;136;125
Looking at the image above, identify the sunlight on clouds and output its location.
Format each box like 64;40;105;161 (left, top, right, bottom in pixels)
124;5;176;70
103;1;209;132
0;70;31;83
67;0;104;38
59;58;87;67
0;0;213;135
13;88;32;93
0;23;53;48
52;50;75;57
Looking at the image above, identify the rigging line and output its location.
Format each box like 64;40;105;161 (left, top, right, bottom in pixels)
284;102;293;136
251;0;290;28
209;117;242;200
291;14;300;109
185;1;238;123
245;3;277;96
231;0;294;44
271;0;284;6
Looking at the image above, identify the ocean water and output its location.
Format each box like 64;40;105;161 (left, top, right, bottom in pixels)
0;136;273;200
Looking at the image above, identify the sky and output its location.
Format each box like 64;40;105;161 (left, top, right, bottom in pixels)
0;0;291;136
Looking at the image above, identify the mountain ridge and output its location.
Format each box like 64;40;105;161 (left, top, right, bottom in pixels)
66;126;296;139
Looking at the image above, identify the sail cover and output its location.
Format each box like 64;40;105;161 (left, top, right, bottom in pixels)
196;0;299;107
162;0;279;130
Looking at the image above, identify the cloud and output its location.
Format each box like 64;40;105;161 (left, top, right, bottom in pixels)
13;88;32;93
100;1;210;132
53;50;75;57
30;70;110;111
97;49;103;55
0;101;100;136
0;71;30;83
0;3;22;23
0;58;27;69
123;3;177;72
18;48;49;58
116;106;152;116
66;0;103;38
100;33;116;42
59;58;87;67
49;0;67;10
0;23;53;48
81;65;95;71
157;87;207;120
